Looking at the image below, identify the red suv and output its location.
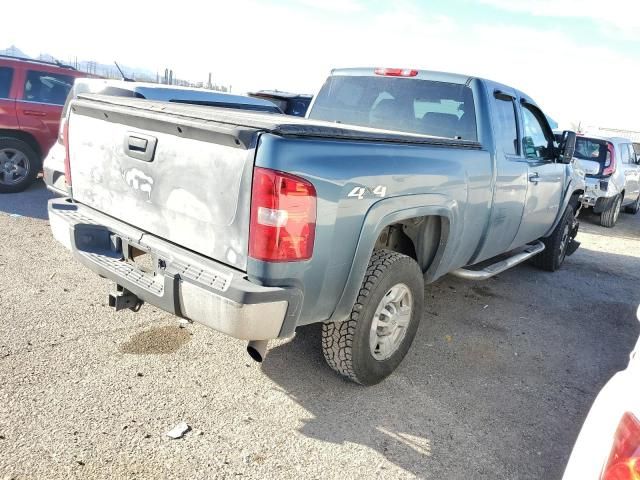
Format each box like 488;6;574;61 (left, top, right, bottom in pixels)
0;55;91;193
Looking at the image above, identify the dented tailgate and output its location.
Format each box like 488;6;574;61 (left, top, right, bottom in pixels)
67;97;257;271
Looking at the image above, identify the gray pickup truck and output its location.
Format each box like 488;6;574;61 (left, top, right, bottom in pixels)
48;67;582;385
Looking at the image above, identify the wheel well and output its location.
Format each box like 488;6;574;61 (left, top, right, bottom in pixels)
373;216;444;271
0;129;42;158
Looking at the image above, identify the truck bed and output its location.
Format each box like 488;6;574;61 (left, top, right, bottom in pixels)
66;94;483;273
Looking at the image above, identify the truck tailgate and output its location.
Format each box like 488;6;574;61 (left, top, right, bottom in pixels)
67;96;258;271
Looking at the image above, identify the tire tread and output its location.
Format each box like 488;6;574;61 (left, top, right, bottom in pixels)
321;249;406;384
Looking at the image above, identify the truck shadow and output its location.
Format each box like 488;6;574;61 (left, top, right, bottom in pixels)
0;180;54;220
262;232;640;478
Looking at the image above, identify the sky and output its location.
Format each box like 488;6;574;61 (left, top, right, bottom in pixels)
3;0;640;130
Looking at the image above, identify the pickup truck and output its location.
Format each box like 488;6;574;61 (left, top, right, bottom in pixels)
48;67;582;385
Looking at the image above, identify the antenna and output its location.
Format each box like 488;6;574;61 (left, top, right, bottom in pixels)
114;61;134;82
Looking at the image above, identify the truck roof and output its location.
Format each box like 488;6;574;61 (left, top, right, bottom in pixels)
330;67;474;86
329;67;541;109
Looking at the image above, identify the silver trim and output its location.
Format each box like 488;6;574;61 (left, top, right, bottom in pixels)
451;241;545;280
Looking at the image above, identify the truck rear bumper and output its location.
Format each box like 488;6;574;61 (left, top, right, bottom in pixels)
48;198;300;340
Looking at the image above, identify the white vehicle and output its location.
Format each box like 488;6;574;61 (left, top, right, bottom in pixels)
563;309;640;479
576;135;640;227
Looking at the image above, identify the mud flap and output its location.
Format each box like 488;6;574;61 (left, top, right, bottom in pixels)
566;207;580;257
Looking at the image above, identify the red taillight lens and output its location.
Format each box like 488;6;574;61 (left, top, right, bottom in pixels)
62;119;71;186
603;142;616;176
249;167;316;262
374;68;418;77
601;412;640;480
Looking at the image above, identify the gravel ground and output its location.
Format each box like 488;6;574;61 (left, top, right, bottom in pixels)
1;183;639;479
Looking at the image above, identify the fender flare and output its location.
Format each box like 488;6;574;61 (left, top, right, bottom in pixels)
328;193;458;322
544;179;583;237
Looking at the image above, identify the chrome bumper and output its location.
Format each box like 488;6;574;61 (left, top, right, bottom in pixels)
48;198;299;340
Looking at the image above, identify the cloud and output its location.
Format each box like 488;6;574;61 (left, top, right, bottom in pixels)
293;0;365;14
2;0;638;129
478;0;640;39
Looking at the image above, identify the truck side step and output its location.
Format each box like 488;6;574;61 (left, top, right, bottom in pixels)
451;241;545;280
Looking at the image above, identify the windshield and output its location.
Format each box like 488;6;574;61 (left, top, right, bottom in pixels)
308;75;477;140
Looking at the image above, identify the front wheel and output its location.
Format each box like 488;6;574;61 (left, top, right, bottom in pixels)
624;193;640;214
321;249;424;386
533;204;575;272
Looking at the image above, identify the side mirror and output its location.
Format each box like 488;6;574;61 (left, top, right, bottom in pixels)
558;130;576;164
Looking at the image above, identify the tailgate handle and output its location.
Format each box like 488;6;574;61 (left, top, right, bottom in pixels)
124;132;157;162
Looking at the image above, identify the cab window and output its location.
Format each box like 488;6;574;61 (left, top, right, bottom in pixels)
522;104;553;159
0;67;13;99
621;144;632;164
493;96;519;155
23;70;74;105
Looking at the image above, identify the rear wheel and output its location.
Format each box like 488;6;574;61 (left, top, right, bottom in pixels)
321;249;424;385
600;194;622;227
624;193;640;214
0;137;40;194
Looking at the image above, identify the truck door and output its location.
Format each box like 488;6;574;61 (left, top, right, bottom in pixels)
510;101;566;248
473;89;528;262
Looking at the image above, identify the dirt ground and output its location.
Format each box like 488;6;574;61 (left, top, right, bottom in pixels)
1;183;639;479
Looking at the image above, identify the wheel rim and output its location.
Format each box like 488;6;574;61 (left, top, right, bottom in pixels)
0;148;30;185
369;283;413;361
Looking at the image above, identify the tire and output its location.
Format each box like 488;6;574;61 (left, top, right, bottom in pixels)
624;193;640;214
532;205;574;272
0;137;40;194
321;249;424;386
600;194;622;227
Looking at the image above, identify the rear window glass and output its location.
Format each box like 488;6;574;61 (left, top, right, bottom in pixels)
309;75;477;140
23;70;74;105
0;67;13;99
574;137;608;164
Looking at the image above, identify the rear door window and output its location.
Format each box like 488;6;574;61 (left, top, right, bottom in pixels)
493;96;519;155
0;67;13;99
309;75;477;140
621;144;632;164
23;70;74;105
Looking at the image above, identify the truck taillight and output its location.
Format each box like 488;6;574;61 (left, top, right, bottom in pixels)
603;142;616;177
249;167;316;262
62;119;71;186
374;68;418;77
601;412;640;480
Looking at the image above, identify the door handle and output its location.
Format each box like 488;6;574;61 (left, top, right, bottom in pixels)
23;109;46;117
124;131;157;162
528;173;540;184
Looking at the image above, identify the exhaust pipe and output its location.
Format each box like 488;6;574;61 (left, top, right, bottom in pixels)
247;340;269;363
